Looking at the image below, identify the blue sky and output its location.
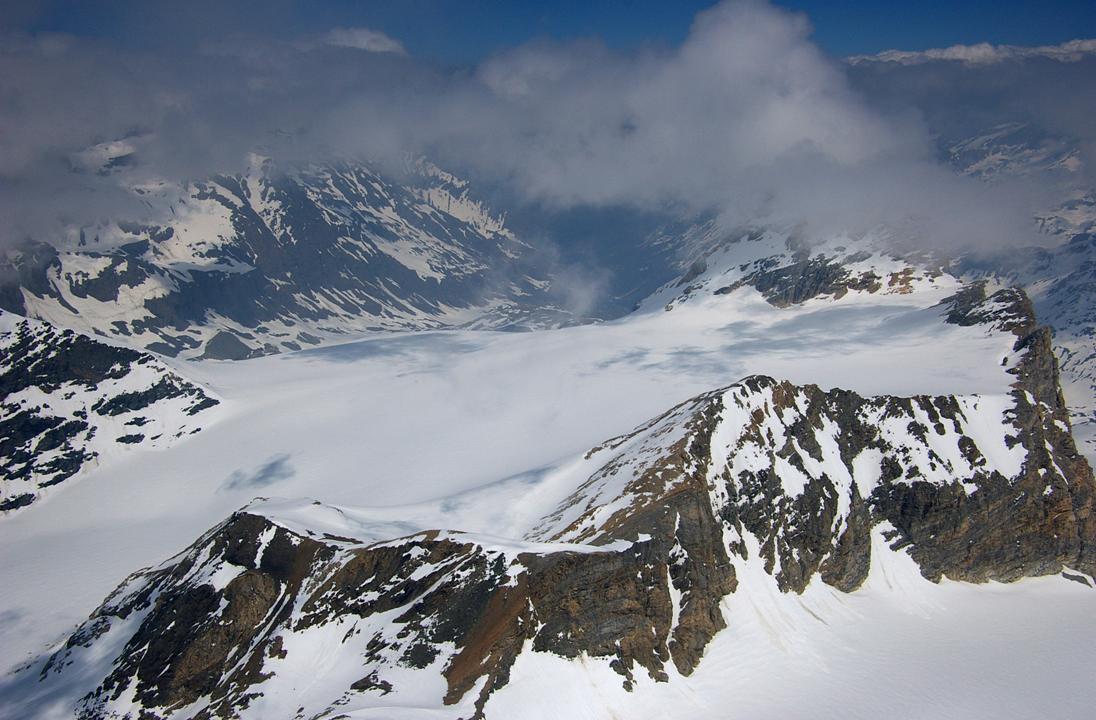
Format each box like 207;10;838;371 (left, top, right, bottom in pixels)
7;0;1096;62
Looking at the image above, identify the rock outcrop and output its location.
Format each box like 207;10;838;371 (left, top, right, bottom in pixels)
653;229;948;313
0;313;219;512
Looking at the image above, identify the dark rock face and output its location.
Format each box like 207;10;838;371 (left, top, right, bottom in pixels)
82;514;332;714
657;229;945;313
880;283;1096;582
0;314;219;512
0;242;61;318
11;286;1095;718
715;254;884;306
29;512;709;719
198;331;263;361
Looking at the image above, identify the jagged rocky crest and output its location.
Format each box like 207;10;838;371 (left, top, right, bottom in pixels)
956;227;1096;461
0;313;219;512
8;284;1095;719
929;120;1096;460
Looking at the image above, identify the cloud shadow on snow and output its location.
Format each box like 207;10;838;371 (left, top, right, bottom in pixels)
221;454;296;492
295;332;485;365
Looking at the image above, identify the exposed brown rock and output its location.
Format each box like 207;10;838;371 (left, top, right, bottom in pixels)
878;284;1096;581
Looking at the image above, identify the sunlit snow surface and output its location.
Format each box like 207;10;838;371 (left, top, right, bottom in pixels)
2;277;1094;717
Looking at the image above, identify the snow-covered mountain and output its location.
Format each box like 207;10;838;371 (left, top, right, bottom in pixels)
4;277;1092;719
946;122;1085;181
845;48;1096;458
0;156;577;360
4;14;1096;720
631;198;1096;481
639;113;1096;466
0;312;220;513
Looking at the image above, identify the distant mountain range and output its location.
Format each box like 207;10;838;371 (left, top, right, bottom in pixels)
0;155;580;361
847;38;1096;66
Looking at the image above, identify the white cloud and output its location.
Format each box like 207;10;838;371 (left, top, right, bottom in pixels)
324;27;406;55
848;38;1096;66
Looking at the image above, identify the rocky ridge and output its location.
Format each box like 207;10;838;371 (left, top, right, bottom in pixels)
940;123;1096;459
0;312;220;512
6;282;1095;719
646;227;948;313
957;231;1096;458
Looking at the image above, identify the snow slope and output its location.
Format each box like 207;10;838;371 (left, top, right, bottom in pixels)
488;543;1096;720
